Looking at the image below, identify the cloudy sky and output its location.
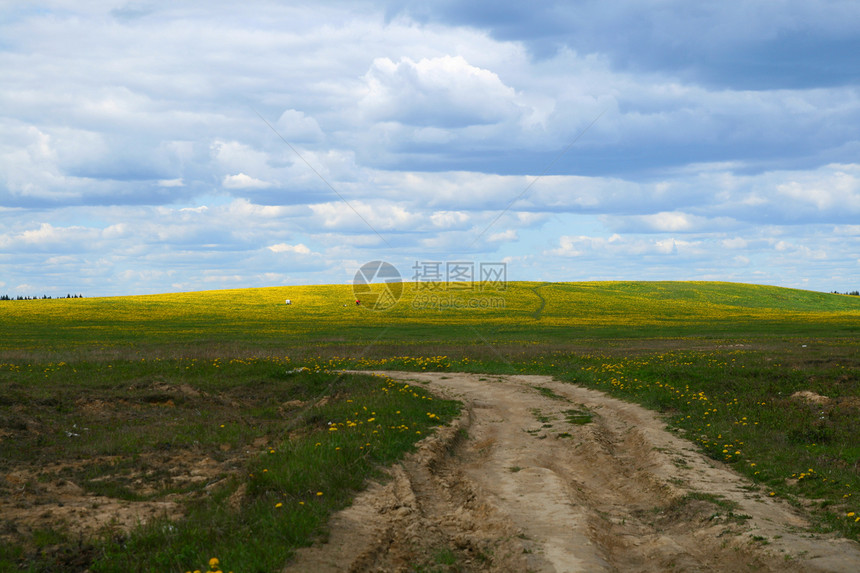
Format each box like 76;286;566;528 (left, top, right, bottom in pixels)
2;1;859;296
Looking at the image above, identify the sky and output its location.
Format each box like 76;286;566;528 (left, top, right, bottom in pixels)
1;0;859;297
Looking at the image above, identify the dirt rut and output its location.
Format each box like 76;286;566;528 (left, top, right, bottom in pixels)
285;372;860;573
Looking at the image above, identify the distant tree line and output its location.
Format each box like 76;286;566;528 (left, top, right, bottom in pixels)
0;294;84;301
831;290;860;296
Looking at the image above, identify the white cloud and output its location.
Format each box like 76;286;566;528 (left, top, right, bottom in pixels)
430;210;470;228
226;199;291;218
772;239;827;260
549;234;703;259
359;55;527;128
0;223;100;252
267;243;311;254
222;173;273;189
548;235;598;257
103;223;128;239
774;165;860;213
489;229;518;242
651;212;697;232
722;237;748;249
276;109;324;142
308;201;418;232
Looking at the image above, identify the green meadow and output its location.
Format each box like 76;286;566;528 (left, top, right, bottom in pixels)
1;281;859;571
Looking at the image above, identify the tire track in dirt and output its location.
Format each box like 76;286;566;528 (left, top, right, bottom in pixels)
284;372;860;572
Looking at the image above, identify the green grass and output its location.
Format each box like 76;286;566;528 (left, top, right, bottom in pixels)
0;360;459;572
563;407;593;425
1;281;859;570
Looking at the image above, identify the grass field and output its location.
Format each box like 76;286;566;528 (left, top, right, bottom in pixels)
1;281;859;571
2;281;859;354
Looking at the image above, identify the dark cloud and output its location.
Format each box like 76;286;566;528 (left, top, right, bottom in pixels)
387;0;860;90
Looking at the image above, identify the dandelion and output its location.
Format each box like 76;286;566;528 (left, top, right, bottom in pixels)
275;502;283;508
317;491;323;496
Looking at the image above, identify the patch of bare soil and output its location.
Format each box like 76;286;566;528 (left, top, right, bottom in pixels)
285;372;860;573
0;380;269;566
0;453;234;545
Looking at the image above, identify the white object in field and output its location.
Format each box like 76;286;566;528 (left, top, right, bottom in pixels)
285;299;291;305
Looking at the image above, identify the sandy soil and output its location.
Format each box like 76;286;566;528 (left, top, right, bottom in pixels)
0;454;232;542
285;371;860;573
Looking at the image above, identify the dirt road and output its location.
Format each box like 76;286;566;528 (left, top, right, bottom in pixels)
285;371;860;572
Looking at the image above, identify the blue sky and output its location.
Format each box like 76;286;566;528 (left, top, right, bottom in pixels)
1;0;859;296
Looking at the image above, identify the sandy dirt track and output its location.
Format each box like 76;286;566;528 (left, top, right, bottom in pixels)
285;371;860;573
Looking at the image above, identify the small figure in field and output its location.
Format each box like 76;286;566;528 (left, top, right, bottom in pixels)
355;299;361;305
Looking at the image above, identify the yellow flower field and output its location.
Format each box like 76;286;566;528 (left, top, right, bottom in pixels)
1;281;859;352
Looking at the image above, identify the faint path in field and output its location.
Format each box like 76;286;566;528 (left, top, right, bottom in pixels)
284;372;860;573
529;282;550;320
